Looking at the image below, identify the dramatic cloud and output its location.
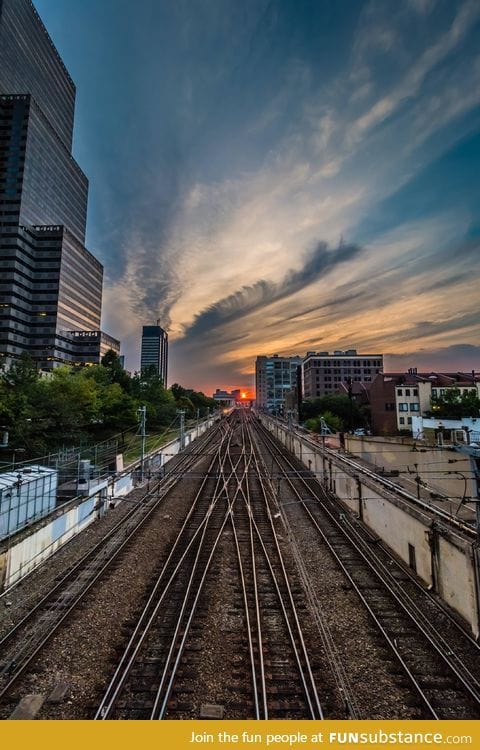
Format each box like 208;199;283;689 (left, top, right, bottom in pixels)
38;0;480;392
182;241;363;339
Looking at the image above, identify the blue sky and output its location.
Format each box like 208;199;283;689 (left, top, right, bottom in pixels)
36;0;480;392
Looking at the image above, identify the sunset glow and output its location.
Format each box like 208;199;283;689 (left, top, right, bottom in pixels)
37;0;480;392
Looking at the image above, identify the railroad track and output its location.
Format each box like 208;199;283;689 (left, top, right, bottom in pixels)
0;420;227;705
96;411;326;720
96;422;241;718
225;413;323;719
255;418;480;720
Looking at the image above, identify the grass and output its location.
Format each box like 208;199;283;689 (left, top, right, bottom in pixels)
121;428;179;466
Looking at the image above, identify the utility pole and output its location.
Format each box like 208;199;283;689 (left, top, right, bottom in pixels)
346;376;353;431
138;405;146;483
178;409;186;451
414;463;423;501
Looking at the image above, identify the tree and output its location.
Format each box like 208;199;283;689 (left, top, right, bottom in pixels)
131;367;177;428
301;395;362;429
96;383;137;437
100;349;131;392
0;354;39;451
170;383;188;401
305;411;344;433
176;395;195;416
30;367;100;450
430;388;480;419
188;390;217;416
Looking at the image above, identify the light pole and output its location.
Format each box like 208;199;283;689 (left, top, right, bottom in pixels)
138;406;146;483
177;409;186;451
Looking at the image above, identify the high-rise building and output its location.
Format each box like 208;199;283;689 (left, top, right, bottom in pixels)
141;322;168;385
0;0;118;369
302;350;383;399
255;354;302;413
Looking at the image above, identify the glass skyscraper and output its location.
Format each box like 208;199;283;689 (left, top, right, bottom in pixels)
141;323;168;386
0;0;75;150
0;0;118;369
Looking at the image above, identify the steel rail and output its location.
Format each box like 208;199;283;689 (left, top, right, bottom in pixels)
0;422;226;701
0;420;225;603
252;424;360;718
95;425;235;718
152;423;261;719
339;512;480;691
265;424;480;695
258;422;440;717
96;422;251;719
0;422;224;642
258;420;480;718
226;417;267;719
239;413;324;719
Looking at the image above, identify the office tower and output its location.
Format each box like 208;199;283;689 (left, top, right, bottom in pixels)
0;0;76;150
255;354;302;413
302;349;383;399
141;322;168;385
0;0;118;369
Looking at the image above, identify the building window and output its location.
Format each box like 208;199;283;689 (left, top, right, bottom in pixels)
397;389;403;396
413;389;418;396
410;403;419;412
405;389;410;396
399;417;405;424
398;403;408;412
407;417;412;424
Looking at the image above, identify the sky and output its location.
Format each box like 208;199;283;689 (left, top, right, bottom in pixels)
35;0;480;395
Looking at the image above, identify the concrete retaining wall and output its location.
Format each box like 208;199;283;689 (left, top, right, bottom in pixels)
261;415;480;638
0;416;217;591
345;435;476;501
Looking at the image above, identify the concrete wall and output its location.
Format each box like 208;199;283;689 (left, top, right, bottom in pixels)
345;434;476;501
260;415;480;638
436;535;478;627
0;416;217;591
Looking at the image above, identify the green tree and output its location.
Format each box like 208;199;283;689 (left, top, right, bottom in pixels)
101;349;131;392
131;367;177;428
0;354;40;451
170;383;188;401
301;394;362;428
30;367;100;451
430;388;480;419
305;411;344;433
188;390;216;416
96;382;137;439
176;395;195;416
